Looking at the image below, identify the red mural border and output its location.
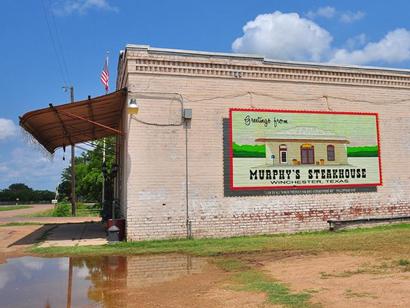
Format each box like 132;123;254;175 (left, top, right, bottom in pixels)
229;108;383;191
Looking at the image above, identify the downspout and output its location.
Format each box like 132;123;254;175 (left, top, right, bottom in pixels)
184;110;192;239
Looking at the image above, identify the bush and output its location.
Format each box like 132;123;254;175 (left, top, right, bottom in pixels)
53;202;71;217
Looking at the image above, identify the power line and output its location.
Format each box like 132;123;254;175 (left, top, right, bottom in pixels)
47;0;71;85
41;0;71;86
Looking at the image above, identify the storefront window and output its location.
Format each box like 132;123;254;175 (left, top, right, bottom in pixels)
279;144;287;163
327;145;335;161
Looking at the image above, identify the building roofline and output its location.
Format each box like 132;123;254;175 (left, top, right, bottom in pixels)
126;44;264;61
255;138;350;144
125;44;410;75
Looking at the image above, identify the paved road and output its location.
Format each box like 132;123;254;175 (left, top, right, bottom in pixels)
0;204;101;224
0;204;53;220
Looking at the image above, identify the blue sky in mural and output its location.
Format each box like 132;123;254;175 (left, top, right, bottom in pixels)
1;0;410;190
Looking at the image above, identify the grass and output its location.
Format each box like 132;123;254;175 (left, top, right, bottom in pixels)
30;223;410;257
344;289;377;299
0;222;44;227
320;269;366;279
25;202;100;218
320;257;410;279
0;205;32;211
398;259;410;272
215;258;315;307
398;259;410;266
24;209;54;217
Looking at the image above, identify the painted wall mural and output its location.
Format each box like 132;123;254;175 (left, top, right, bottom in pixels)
229;109;382;191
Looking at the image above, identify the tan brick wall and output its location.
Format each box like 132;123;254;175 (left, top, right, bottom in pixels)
126;255;206;288
119;47;410;241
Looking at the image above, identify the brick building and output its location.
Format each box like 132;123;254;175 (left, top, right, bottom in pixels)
116;44;410;241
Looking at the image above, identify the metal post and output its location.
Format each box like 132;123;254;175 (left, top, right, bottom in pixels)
69;86;76;216
185;119;191;239
71;144;76;216
66;257;73;308
102;138;105;208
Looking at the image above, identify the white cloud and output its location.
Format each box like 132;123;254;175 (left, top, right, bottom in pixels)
75;266;90;278
0;272;9;289
52;0;118;16
345;33;367;50
20;258;45;271
0;146;68;190
232;12;333;62
306;6;336;19
330;28;410;65
233;12;410;66
305;7;364;24
58;258;69;271
340;11;365;23
0;118;17;140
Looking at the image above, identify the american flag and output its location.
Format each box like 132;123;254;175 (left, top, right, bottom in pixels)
100;56;109;92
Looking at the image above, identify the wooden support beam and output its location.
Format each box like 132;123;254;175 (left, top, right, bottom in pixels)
58;109;123;136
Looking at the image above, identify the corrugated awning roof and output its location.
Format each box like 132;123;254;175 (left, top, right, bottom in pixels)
19;88;127;154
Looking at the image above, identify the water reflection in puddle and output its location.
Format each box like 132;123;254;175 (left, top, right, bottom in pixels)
0;254;206;308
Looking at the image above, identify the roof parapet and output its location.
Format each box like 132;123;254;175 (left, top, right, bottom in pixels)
125;44;410;74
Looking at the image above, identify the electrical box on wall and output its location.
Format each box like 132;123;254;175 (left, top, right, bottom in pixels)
183;108;192;120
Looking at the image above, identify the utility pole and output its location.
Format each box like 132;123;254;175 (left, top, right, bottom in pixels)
64;86;76;216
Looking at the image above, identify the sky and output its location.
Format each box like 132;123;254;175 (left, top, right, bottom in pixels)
1;0;410;191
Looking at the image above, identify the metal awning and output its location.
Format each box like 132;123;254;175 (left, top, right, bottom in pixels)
19;88;127;154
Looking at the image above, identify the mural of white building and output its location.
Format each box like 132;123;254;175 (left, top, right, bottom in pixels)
255;126;350;166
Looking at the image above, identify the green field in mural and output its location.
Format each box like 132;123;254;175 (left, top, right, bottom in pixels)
232;143;265;158
347;146;378;157
233;144;379;158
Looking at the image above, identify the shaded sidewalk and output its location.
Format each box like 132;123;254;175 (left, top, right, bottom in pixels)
38;222;107;247
1;220;107;262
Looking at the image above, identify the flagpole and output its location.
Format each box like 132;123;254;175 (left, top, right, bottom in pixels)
102;52;109;215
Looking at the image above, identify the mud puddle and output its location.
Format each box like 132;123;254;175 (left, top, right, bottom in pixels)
0;254;212;308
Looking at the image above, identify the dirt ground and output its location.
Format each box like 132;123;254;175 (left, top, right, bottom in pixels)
125;252;410;307
263;252;410;307
1;215;409;307
124;262;270;308
0;224;52;263
78;250;406;308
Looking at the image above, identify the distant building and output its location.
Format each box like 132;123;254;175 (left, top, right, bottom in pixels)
255;126;350;166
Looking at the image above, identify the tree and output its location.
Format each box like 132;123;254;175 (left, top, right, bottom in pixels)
0;183;54;203
58;137;116;202
8;183;31;191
